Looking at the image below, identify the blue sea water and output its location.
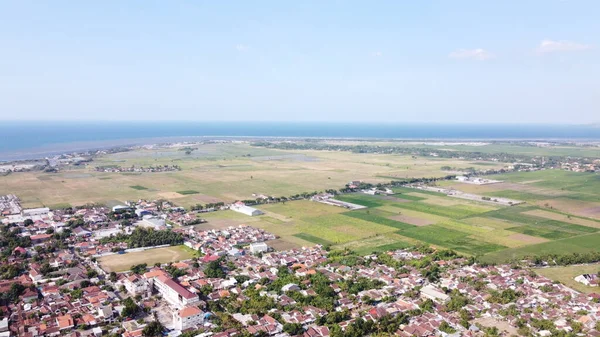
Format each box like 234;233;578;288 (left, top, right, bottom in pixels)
1;121;600;161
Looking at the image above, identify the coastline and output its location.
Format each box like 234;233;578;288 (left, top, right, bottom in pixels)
2;121;600;162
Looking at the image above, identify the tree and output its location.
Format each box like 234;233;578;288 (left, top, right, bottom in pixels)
130;263;148;275
121;297;140;318
283;323;303;336
205;260;226;279
142;321;165;337
109;272;117;282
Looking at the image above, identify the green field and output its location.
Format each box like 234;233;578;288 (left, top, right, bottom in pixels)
481;232;600;263
342;209;415;230
130;185;148;190
293;233;333;246
177;190;200;195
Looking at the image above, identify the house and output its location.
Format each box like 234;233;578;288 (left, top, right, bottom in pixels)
30;234;52;244
173;306;205;330
304;326;330;337
57;315;75;330
98;305;114;322
13;246;27;256
249;242;269;254
230;202;263;217
72;227;92;237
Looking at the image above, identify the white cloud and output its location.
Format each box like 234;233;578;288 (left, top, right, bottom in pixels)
537;39;591;53
448;48;494;61
371;51;383;57
235;44;248;52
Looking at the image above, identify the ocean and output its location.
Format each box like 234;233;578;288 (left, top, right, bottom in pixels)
1;121;600;161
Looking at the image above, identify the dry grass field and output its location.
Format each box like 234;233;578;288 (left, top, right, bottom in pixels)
99;245;196;272
0;143;505;208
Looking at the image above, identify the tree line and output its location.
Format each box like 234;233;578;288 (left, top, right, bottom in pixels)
100;227;183;248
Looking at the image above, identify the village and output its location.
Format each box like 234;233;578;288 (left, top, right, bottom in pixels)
0;193;599;337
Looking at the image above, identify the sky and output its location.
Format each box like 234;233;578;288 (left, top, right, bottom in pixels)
0;1;599;123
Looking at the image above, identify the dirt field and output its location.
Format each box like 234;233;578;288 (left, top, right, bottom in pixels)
523;209;600;229
99;245;195;272
580;206;600;218
506;233;550;245
158;192;185;199
535;199;600;219
389;214;434;226
265;238;301;251
473;317;519;336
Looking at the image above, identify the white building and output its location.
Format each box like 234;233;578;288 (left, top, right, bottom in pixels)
173;306;204;330
153;275;201;309
420;285;450;303
137;216;166;229
0;318;8;333
22;207;50;217
112;205;132;213
249;242;269;254
124;275;151;296
230;203;263;217
574;274;599;287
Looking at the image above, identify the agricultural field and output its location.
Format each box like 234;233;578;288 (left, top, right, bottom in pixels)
439;170;600;219
329;187;600;260
98;245;196;272
189;170;600;261
0;142;505;209
3;141;600;262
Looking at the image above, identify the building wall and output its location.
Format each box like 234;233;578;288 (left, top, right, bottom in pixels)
174;312;204;330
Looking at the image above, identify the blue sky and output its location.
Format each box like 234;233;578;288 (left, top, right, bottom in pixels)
0;1;598;123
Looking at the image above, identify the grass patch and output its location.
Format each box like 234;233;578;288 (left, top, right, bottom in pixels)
480;232;600;263
342;210;415;230
483;206;599;239
482;190;552;201
335;194;386;208
398;225;506;255
391;193;426;201
391;201;485;219
369;241;411;254
47;203;72;210
177;190;200;195
533;264;600;294
392;186;447;197
293;233;333;246
130;185;149;190
505;226;576;240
